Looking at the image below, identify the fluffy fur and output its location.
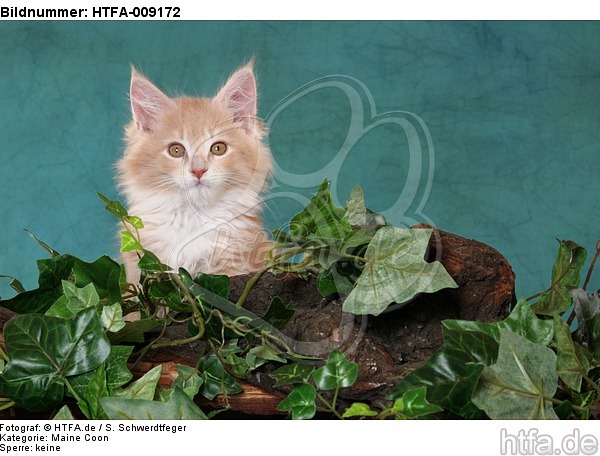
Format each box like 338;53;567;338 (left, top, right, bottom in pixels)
117;63;273;282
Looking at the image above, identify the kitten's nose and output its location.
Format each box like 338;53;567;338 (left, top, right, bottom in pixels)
191;168;207;180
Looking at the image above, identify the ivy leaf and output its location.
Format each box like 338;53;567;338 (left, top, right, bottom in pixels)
261;297;295;330
392;386;444;419
171;365;203;400
269;363;315;387
276;383;317;420
101;387;207;420
123;215;144;229
114;365;162;400
248;345;286;364
571;289;600;361
0;254;74;314
138;250;171;272
72;255;122;305
342;402;378;418
197;355;242;401
443;298;554;346
100;303;126;333
313;349;358;390
344;185;386;229
97;192;128;219
105;345;134;391
472;329;558;419
120;231;143;253
148;279;187;313
53;405;75;420
290;179;351;240
108;318;161;344
80;364;109;419
46;281;100;319
225;353;250;378
0;307;110;412
317;261;359;297
387;341;487;418
343;227;457;316
531;240;587;316
0;275;25;294
192;273;231;299
553;316;591;392
23;229;60;257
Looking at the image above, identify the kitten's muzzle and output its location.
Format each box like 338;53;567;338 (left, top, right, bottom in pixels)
191;168;208;180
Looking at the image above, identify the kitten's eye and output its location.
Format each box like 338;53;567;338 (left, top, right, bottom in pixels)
210;142;228;156
167;143;186;158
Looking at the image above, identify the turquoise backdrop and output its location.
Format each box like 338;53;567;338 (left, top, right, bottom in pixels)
1;21;599;298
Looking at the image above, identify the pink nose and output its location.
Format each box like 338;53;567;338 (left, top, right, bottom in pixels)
191;168;207;180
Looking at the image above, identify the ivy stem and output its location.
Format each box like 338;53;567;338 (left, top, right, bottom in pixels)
582;240;600;292
235;263;271;308
0;346;9;362
315;390;343;419
583;374;600;394
0;400;15;412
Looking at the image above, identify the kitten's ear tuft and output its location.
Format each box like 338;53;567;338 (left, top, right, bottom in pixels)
213;63;258;132
129;67;175;133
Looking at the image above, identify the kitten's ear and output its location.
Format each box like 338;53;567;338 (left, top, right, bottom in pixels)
213;63;258;132
129;68;175;133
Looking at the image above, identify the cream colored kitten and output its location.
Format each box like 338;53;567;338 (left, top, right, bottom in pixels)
117;63;273;283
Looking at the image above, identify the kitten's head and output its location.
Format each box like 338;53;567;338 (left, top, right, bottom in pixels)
117;63;272;210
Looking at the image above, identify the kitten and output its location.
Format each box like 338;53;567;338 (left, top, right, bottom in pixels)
116;62;273;283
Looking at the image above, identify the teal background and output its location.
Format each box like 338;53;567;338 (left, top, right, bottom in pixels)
1;21;599;298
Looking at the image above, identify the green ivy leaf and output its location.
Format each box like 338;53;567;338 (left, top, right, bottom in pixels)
0;307;110;412
23;229;60;257
0;275;25;294
192;273;231;299
392;386;444;419
46;281;100;318
138;250;171;272
531;240;587;316
225;353;250;378
261;297;295;330
0;254;74;314
269;363;316;387
73;255;122;305
248;345;287;364
123;215;144;229
53;405;75;420
108;318;161;344
343;227;457;315
105;345;134;391
197;355;242;401
313;349;358;390
472;329;558;419
97;192;128;219
342;402;378;418
114;365;162;400
100;303;126;333
101;386;207;420
553;316;591;392
290;179;351;240
171;365;203;400
148;279;187;312
276;383;317;420
443;298;554;346
344;185;386;229
120;231;143;253
80;364;109;419
571;289;600;361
